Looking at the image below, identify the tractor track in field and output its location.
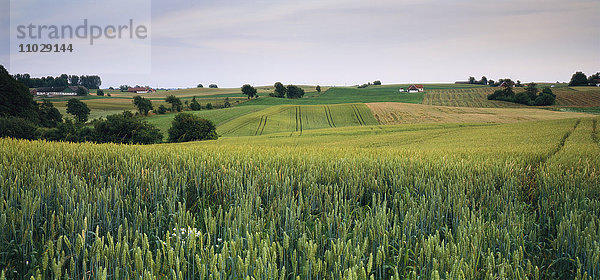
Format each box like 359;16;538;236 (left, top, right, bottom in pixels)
222;118;255;136
351;104;366;126
254;116;268;136
522;118;581;278
295;106;303;136
324;106;336;128
592;119;599;145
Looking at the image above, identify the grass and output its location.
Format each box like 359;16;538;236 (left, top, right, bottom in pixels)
240;86;424;106
217;103;378;137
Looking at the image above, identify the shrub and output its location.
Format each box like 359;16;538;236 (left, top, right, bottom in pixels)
168;113;218;143
94;111;163;144
157;105;168;114
534;93;556;106
205;103;213;110
515;92;532;105
0;116;39;140
189;96;202;111
373;80;381;85
38;100;62;128
96;89;105;96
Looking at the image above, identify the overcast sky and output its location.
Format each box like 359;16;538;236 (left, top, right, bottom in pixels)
1;0;599;88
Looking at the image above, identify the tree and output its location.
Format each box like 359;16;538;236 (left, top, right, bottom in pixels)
479;76;488;85
119;85;130;92
209;84;218;88
488;80;495;86
76;87;88;96
468;76;476;84
373;80;382;86
168;113;218;143
524;83;538;100
38;100;62;128
94;111;163;144
157;105;168;114
316;85;321;93
165;95;183;112
514;92;532;105
0;116;39;140
197;84;204;88
569;72;588;86
189;96;202;111
66;99;90;123
534;92;555;106
241;84;257;99
205;103;213;110
587;72;600;84
96;89;104;96
133;96;153;116
271;82;287;98
515;80;522;87
0;65;40;122
223;97;231;108
286;85;305;99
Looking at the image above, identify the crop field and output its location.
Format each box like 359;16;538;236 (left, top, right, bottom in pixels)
1;117;599;279
217;103;378;136
366;102;590;125
240;86;424;106
422;88;524;108
423;86;600;108
147;105;270;138
553;88;600;107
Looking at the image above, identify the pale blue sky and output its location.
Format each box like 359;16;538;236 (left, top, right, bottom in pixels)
1;0;599;88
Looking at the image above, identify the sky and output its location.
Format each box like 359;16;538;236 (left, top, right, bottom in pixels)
1;0;599;88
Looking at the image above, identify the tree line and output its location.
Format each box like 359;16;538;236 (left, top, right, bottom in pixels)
12;73;102;89
0;65;217;144
488;82;555;106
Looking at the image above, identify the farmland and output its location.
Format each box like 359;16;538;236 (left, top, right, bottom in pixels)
367;102;590;125
217;103;378;137
422;86;600;108
1;118;599;279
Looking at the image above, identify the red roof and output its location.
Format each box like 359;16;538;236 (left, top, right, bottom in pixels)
128;87;153;92
415;85;424;89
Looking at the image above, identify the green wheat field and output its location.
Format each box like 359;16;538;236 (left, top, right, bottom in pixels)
1;115;599;279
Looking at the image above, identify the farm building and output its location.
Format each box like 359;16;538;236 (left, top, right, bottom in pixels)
128;87;156;93
407;85;424;93
30;86;88;97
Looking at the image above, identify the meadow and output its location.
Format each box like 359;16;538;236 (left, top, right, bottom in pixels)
1;118;599;279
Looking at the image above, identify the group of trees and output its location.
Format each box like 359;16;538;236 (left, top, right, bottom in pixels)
358;80;382;88
569;71;600;86
488;82;555;106
1;65;218;144
13;73;101;89
266;82;307;99
467;76;488;85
